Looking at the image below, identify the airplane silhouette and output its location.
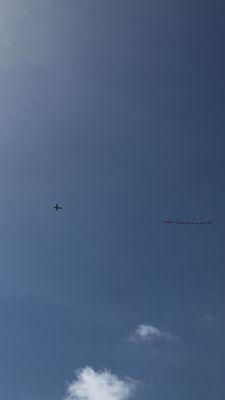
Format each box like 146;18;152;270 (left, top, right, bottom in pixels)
54;203;63;211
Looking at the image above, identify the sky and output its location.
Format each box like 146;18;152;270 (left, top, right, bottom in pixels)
0;1;225;399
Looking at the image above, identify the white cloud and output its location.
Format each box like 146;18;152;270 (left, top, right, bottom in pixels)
130;323;174;342
64;367;136;400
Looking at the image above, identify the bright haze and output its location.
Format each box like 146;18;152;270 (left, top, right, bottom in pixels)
0;1;224;399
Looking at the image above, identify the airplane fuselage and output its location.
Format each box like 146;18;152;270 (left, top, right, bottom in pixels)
54;204;62;211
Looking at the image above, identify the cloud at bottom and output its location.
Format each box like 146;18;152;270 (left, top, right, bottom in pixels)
64;366;136;400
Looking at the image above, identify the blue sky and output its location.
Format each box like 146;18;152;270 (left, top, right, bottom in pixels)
0;1;225;399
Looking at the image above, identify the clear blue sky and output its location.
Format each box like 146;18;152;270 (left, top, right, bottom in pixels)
0;1;225;399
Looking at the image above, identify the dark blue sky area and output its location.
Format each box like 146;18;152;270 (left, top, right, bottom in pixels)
0;1;224;399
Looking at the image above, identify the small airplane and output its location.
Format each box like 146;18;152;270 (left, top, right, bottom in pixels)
54;203;63;211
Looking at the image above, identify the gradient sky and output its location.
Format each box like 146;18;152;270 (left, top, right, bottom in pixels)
0;1;225;399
